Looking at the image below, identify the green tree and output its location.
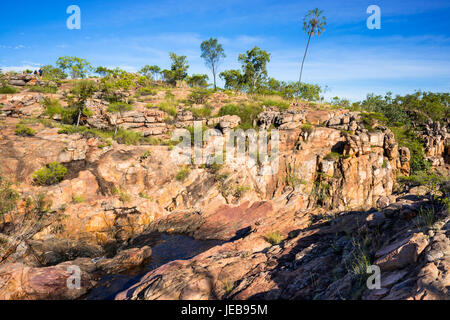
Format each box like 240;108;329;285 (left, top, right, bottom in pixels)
41;65;68;81
95;66;114;77
163;53;189;85
139;65;161;80
98;68;135;103
56;56;93;79
298;9;326;87
187;74;209;88
238;46;271;92
219;69;245;91
200;38;226;90
68;80;97;126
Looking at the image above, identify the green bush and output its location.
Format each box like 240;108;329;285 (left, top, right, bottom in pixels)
324;152;341;161
28;85;58;94
175;167;191;182
190;105;211;119
0;175;20;220
138;87;157;96
218;103;263;129
32;162;67;186
57;124;166;146
155;101;177;117
398;171;446;187
72;195;84;203
187;88;212;104
360;112;387;130
390;126;430;173
300;122;313;134
264;231;283;245
0;86;18;94
15;124;36;137
114;128;144;145
258;98;290;111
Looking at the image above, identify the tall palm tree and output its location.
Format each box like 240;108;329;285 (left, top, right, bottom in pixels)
298;9;326;89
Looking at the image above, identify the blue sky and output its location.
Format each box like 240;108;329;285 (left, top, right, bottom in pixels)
1;0;449;100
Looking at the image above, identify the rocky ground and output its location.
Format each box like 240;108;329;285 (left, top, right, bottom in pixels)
0;76;448;300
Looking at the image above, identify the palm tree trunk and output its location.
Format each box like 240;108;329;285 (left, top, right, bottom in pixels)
297;32;312;102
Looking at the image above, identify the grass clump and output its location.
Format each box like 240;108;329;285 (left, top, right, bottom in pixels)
0;175;20;221
72;195;84;203
187;88;212;105
42;97;76;123
414;207;436;229
300;122;313;134
324;152;341;161
28;85;57;94
57;125;164;146
349;239;372;281
154;101;177;117
257;97;291;111
137;87;157;96
32;162;67;186
15;124;36;137
233;185;251;199
190;105;212;119
0;86;18;94
264;231;283;246
119;189;131;203
175;167;191;182
398;171;445;188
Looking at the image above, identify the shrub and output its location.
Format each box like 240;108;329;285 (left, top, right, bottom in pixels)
0;86;18;94
398;171;446;188
186;74;209;88
43;99;78;124
112;128;140;145
15;124;36;137
190;105;211;119
140;150;152;161
349;238;372;281
119;190;131;203
137;87;157;96
360;112;387;130
390;126;430;173
155;101;177;117
324;152;341;161
258;97;290;111
286;164;306;188
187;88;212;104
72;195;84;203
233;185;251;199
0;175;20;221
264;231;283;245
56;124;163;146
300;122;313;134
218;103;263;129
175;167;191;182
414;207;436;229
32;162;67;186
28;85;57;94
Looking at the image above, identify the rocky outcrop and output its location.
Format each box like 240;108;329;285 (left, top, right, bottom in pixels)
421;120;449;167
118;196;449;301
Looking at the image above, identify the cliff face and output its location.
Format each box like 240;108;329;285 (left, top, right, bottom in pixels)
0;87;448;300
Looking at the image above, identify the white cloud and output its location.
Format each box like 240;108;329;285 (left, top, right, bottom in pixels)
0;65;41;72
